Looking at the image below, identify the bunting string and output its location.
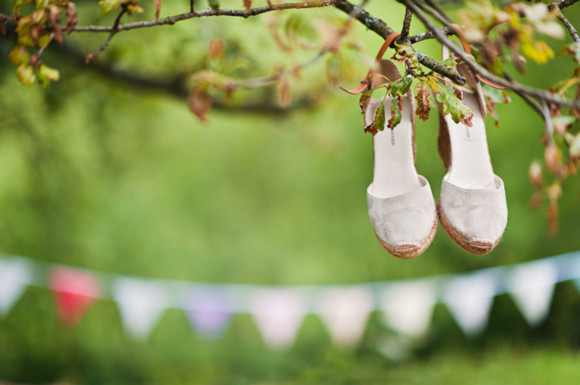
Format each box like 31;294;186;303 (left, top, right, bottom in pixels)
1;251;580;347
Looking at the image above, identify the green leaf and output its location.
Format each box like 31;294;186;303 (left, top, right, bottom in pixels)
441;57;457;68
435;82;473;126
16;63;36;86
481;84;510;104
283;13;318;43
37;64;60;87
208;0;220;10
13;0;32;14
98;0;121;15
374;102;386;132
16;17;35;47
35;0;49;10
223;58;250;74
387;97;402;129
389;76;412;98
9;46;30;65
38;34;51;47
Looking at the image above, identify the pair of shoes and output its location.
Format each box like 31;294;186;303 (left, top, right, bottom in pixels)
365;51;507;258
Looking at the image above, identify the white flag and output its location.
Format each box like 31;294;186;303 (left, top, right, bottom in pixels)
0;257;32;316
443;269;499;336
318;286;373;347
113;277;171;339
250;288;307;349
380;279;437;338
507;259;558;326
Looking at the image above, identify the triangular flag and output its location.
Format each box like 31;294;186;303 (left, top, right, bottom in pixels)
49;266;101;327
185;287;233;338
443;269;499;336
507;259;558;326
0;257;33;316
113;277;171;339
380;279;437;338
250;288;307;349
318;286;373;347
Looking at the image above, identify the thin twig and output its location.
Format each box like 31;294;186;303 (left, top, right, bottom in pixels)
72;1;338;33
542;100;555;144
401;7;413;38
88;6;127;62
549;5;580;44
557;0;579;10
403;0;580;109
190;0;195;13
409;26;454;43
503;72;543;117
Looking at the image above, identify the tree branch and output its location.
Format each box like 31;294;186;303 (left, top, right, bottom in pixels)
402;0;580;109
334;0;465;84
409;26;454;43
72;1;339;33
401;7;413;38
88;6;127;62
549;4;580;44
557;0;579;10
53;41;313;115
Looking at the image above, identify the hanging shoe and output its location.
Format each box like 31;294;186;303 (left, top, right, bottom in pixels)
436;38;508;255
366;60;438;259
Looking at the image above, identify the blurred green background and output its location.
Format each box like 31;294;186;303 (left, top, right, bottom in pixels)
1;0;580;384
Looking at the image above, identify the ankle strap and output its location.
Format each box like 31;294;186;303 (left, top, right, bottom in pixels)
340;32;401;95
448;24;505;90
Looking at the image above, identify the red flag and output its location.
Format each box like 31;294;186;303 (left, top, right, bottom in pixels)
49;266;101;327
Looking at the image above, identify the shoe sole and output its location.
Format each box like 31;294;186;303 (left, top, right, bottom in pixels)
437;202;500;255
373;216;438;259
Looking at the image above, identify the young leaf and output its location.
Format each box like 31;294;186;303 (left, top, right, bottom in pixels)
13;0;32;14
98;0;121;15
435;81;474;126
359;90;373;118
16;64;36;86
37;64;60;87
375;102;386;131
66;2;79;35
387;97;402;129
209;0;220;10
153;0;161;20
414;80;431;122
365;102;386;136
46;5;63;44
389;76;412;98
188;86;212;123
9;46;30;66
276;77;291;107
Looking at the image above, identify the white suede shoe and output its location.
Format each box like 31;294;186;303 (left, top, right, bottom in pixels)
436;48;508;255
366;61;438;259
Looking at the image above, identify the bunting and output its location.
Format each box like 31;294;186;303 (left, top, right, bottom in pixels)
113;277;170;339
0;257;32;316
380;279;437;338
443;269;499;336
506;259;558;325
318;286;373;347
250;288;308;349
1;251;579;348
185;287;233;338
49;266;101;327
